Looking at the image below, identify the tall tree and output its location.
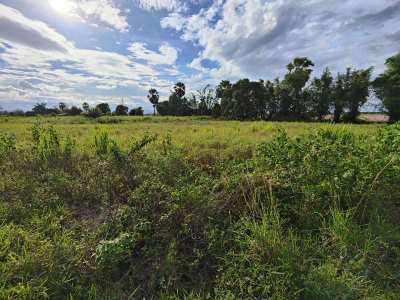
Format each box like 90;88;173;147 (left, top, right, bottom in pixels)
156;82;192;116
82;102;90;112
197;85;217;116
345;67;373;122
263;80;276;120
332;69;351;123
282;57;315;118
168;82;190;116
147;88;159;116
173;82;186;98
373;52;400;123
309;68;333;120
59;102;67;112
217;80;233;117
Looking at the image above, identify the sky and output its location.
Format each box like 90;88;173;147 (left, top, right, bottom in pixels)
0;0;399;112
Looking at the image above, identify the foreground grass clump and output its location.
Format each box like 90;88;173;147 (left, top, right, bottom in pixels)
0;120;399;299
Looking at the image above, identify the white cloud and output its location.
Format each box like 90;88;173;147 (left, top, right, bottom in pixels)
0;4;180;108
128;42;178;65
46;0;129;32
135;0;181;11
0;4;70;52
75;0;129;32
162;0;400;80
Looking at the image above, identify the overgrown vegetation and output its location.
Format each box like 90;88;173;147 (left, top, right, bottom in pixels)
0;118;399;299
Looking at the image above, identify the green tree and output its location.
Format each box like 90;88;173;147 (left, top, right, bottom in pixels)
32;103;48;115
211;102;222;117
345;67;373;122
263;80;276;120
59;102;67;113
282;57;315;119
158;82;192;116
309;68;333;120
373;52;400;123
332;68;351;123
67;106;82;116
96;103;111;115
197;85;217;116
219;79;264;120
129;107;144;116
82;102;90;112
147;88;159;116
115;104;128;116
173;82;186;98
217;80;233;117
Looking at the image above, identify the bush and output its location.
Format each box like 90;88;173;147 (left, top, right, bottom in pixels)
85;108;102;118
129;107;144;116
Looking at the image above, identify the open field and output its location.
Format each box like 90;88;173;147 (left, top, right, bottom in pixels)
0;116;399;299
0;115;383;148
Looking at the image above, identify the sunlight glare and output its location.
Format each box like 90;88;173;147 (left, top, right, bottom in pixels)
49;0;75;15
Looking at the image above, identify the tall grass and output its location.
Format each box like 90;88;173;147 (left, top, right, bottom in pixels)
0;119;399;299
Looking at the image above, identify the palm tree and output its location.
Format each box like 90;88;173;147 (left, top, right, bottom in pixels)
82;102;90;112
59;102;66;112
147;88;159;116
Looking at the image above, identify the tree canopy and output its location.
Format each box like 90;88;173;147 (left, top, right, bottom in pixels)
373;53;400;123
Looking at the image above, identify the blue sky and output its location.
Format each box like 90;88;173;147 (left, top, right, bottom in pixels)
0;0;399;112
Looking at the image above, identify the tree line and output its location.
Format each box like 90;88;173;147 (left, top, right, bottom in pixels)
0;52;398;122
0;102;144;118
148;53;400;123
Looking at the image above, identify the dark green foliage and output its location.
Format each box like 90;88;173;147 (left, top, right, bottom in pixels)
59;102;67;112
195;85;217;116
82;102;90;112
114;104;128;116
214;58;369;121
32;102;48;115
67;106;82;116
344;68;373;122
86;107;102;118
157;82;196;116
374;52;400;123
129;107;144;116
332;68;373;123
219;79;267;120
309;68;333;120
148;88;160;116
282;57;315;118
30;103;59;116
147;56;385;122
96;103;111;114
1;122;400;298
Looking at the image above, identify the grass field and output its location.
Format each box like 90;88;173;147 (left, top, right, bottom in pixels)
0;115;382;148
1;116;399;299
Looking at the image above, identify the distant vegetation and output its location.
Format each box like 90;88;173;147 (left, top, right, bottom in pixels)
154;53;399;122
0;101;144;118
1;53;399;123
0;118;399;298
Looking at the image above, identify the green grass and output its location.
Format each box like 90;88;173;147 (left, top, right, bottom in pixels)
0;116;399;299
0;115;381;149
